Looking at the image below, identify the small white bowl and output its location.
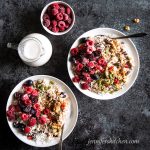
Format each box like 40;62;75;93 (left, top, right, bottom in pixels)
41;1;75;35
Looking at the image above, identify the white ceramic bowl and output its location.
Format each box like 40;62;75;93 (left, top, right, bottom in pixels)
67;28;140;100
6;75;78;147
40;1;75;35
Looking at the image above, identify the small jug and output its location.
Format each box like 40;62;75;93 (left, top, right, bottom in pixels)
7;33;52;67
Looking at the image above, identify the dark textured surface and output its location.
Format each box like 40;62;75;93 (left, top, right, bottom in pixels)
0;0;150;150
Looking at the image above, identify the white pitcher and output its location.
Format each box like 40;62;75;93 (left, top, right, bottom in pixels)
7;33;52;67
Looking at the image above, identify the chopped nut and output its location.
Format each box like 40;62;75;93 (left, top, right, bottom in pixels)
133;18;140;23
124;25;130;31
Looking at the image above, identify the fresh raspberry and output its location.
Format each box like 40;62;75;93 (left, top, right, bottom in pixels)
43;19;50;27
59;27;65;32
8;104;16;112
24;126;31;134
52;27;59;32
24;87;33;94
108;66;114;71
66;7;71;15
59;6;65;13
56;13;63;20
86;40;94;47
87;61;95;68
58;21;66;28
124;64;129;68
27;135;33;140
90;70;95;75
72;75;80;82
28;117;37;126
86;47;93;54
76;63;83;72
33;103;40;110
63;13;69;21
24;99;32;106
82;72;92;82
36;110;41;118
114;78;119;84
51;8;59;15
70;48;79;56
97;58;107;66
21;94;29;101
66;17;72;24
43;108;50;115
21;113;29;121
51;20;57;26
43;14;50;20
6;110;15;120
51;3;60;9
32;89;38;96
82;58;89;65
65;23;70;29
81;83;89;90
95;65;104;73
39;116;47;124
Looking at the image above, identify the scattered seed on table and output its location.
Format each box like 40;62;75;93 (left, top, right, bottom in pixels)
133;18;140;23
124;25;130;31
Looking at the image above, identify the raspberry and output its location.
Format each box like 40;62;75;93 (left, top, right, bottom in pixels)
59;27;65;32
66;7;71;15
86;40;94;47
82;72;92;82
43;108;50;115
56;13;63;20
97;58;107;66
21;94;29;101
27;135;33;140
124;64;129;68
8;104;16;112
51;3;60;9
70;48;79;56
81;83;89;90
51;8;59;15
32;89;38;96
76;63;83;72
66;17;72;24
52;27;59;32
72;76;80;82
58;21;66;28
43;14;49;20
24;99;32;106
86;47;93;54
63;13;69;21
39;116;47;124
24;126;31;134
33;103;40;110
65;23;70;29
24;87;33;94
82;58;89;65
95;65;104;72
87;61;95;68
59;6;65;13
90;70;95;75
28;117;37;126
6;110;15;120
43;19;50;27
36;110;41;118
114;78;119;84
108;66;114;71
21;113;29;121
51;20;57;26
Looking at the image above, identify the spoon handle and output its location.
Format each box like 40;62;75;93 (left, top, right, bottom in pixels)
112;32;147;39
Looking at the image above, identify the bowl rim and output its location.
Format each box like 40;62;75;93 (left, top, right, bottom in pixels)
40;1;75;35
67;27;140;100
6;75;78;147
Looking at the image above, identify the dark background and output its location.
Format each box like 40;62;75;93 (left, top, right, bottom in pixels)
0;0;150;150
